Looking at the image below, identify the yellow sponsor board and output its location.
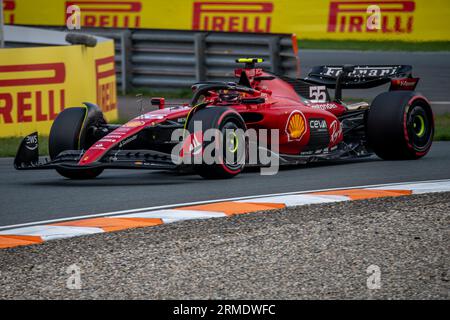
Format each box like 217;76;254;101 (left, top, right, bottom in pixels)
3;0;450;41
0;41;117;137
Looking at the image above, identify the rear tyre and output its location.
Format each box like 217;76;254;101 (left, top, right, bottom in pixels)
187;107;246;179
49;103;105;179
367;91;434;160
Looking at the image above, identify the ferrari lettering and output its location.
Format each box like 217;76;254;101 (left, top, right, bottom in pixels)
322;66;399;78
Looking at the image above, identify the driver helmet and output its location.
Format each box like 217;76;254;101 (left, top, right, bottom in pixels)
219;90;240;103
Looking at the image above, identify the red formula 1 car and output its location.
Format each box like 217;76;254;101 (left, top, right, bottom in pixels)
14;58;434;179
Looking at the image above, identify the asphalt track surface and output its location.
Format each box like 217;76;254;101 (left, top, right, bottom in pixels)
1;142;450;227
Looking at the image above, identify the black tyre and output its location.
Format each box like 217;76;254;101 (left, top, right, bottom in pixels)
187;107;246;179
367;91;434;160
49;103;105;179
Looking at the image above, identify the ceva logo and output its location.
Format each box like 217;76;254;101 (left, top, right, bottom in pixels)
328;1;415;33
0;63;66;124
192;1;274;33
65;1;142;28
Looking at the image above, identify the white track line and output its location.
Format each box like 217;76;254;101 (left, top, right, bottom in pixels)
0;225;103;241
430;101;450;105
1;178;450;231
115;209;227;223
236;194;349;205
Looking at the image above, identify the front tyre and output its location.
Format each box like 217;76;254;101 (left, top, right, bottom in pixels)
367;91;434;160
49;103;105;179
187;107;247;179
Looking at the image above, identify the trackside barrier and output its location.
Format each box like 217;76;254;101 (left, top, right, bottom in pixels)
0;26;118;137
4;0;450;41
46;28;300;94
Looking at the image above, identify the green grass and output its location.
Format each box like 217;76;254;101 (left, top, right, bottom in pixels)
1;114;448;157
0;136;49;157
435;113;450;141
298;40;450;52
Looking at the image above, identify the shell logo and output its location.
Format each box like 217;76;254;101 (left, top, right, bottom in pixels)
286;111;306;141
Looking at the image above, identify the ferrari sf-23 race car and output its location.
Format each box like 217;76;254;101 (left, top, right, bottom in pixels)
14;58;434;179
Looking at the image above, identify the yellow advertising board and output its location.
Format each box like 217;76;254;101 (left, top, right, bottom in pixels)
3;0;450;41
0;40;117;137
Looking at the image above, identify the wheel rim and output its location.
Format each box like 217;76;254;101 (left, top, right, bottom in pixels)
407;104;433;151
222;121;244;170
227;132;239;153
413;114;426;138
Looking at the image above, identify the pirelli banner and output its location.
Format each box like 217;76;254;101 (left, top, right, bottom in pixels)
0;41;118;137
3;0;450;41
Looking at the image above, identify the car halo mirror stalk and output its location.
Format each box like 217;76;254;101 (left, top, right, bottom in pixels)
151;97;165;109
334;64;355;103
14;132;39;169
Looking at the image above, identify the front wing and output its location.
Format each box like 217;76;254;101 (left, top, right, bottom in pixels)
14;133;178;171
14;133;371;172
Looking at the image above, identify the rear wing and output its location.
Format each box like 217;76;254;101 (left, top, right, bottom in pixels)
304;65;418;90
